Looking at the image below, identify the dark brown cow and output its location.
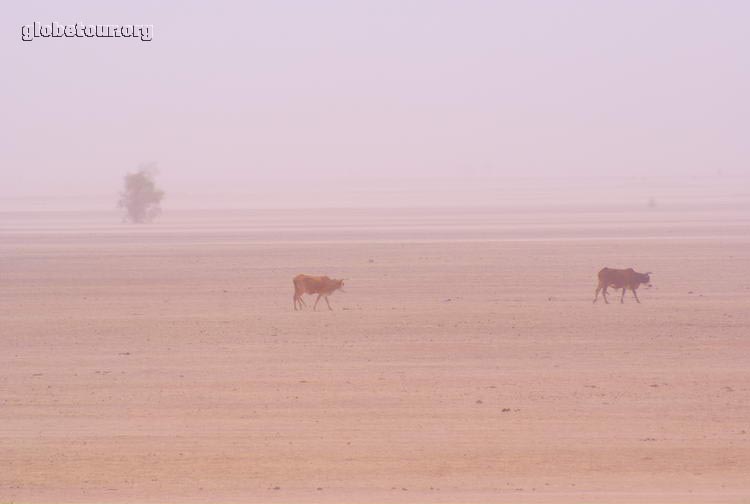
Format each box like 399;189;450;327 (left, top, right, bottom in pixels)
593;267;652;304
293;274;345;311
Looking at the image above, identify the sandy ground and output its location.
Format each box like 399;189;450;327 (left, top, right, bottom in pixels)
1;207;749;503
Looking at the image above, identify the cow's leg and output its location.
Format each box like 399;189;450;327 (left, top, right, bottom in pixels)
593;285;601;303
313;294;322;311
296;295;308;310
620;288;626;304
294;286;306;311
632;288;641;304
293;294;298;311
325;296;333;311
602;287;609;304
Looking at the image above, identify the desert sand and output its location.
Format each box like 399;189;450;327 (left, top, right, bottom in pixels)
1;206;749;503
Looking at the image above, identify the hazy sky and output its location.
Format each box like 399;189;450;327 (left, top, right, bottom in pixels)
2;1;748;208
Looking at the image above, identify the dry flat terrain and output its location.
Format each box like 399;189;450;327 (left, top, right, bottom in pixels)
1;207;749;503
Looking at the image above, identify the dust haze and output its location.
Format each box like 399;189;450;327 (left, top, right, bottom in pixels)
2;1;749;211
2;1;749;503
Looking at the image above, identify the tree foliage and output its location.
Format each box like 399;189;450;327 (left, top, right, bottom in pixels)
117;166;164;223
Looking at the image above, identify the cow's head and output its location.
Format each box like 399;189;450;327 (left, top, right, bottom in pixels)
640;271;652;288
337;279;346;292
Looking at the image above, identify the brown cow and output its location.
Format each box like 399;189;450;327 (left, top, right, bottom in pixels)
593;267;652;304
293;274;345;311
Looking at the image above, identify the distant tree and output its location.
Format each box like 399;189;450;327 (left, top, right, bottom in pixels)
117;165;164;223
